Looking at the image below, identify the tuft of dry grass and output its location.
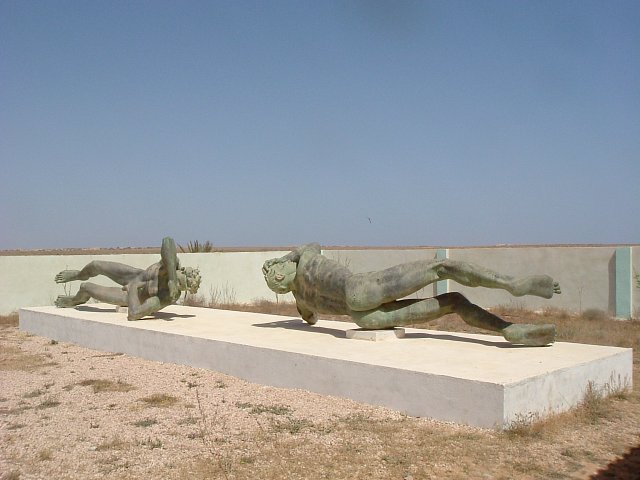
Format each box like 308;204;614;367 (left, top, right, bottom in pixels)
234;401;292;416
139;437;163;449
185;294;301;317
77;378;135;393
138;393;179;407
132;418;158;428
0;312;19;327
504;412;543;438
554;315;640;350
96;436;129;451
37;448;53;461
0;345;57;372
22;389;45;399
36;396;60;409
582;308;610;322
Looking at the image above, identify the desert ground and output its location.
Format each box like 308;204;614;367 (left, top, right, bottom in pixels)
1;305;639;480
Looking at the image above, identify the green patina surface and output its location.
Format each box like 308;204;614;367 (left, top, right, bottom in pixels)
54;237;201;321
435;248;449;296
263;243;560;346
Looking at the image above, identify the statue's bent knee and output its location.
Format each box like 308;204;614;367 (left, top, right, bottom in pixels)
351;310;385;329
436;291;469;309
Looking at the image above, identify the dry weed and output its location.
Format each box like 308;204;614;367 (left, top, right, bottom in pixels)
138;393;179;407
95;436;129;451
0;345;56;372
77;378;135;393
0;312;19;327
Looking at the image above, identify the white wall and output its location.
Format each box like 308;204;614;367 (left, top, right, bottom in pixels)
1;245;636;317
449;246;615;312
0;251;292;314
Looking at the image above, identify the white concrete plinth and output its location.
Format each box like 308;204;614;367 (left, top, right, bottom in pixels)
346;327;405;341
19;304;633;429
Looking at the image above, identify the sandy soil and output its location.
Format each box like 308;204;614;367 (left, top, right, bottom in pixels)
1;314;639;480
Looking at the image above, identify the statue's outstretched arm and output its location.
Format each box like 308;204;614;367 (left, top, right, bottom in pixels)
160;237;180;299
125;280;162;320
268;243;320;265
128;296;162;321
262;243;321;274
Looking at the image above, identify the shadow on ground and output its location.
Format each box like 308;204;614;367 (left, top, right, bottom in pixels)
591;445;640;479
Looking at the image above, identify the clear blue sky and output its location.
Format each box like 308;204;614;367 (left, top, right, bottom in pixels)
1;0;638;249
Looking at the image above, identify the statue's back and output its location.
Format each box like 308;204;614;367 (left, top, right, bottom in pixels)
294;253;351;315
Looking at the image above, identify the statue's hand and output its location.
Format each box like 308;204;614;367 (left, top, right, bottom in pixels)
168;279;181;302
262;258;279;275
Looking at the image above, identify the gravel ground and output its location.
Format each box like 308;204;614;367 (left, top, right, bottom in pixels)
0;323;429;479
1;316;638;480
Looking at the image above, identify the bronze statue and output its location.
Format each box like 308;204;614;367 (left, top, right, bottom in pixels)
263;243;560;346
55;237;200;321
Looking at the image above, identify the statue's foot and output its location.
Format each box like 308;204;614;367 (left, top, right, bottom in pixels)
502;323;556;346
511;275;561;299
55;295;80;308
55;270;80;284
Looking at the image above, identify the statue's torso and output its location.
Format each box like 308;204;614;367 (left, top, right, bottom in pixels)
292;253;351;315
138;262;170;303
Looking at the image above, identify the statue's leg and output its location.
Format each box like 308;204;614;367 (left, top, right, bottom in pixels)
345;259;560;312
55;261;142;286
345;260;442;311
350;292;555;346
55;282;127;308
435;260;560;299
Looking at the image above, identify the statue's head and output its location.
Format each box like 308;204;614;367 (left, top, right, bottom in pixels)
178;266;201;294
263;260;297;294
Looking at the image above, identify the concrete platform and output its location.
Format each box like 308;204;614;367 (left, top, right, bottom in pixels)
19;304;633;429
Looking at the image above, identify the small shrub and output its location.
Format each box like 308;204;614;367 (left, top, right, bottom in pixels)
140;437;163;449
23;389;44;399
504;412;542;438
37;449;53;461
36;396;60;409
132;418;158;428
603;374;631;400
235;401;292;416
178;416;198;426
183;294;207;307
208;283;237;306
7;423;26;430
581;308;608;322
578;381;611;424
96;436;128;451
78;379;135;393
180;240;214;253
139;393;179;407
271;418;313;435
0;313;19;327
541;307;571;320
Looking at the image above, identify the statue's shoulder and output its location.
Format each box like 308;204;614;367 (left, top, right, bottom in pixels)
299;252;349;281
